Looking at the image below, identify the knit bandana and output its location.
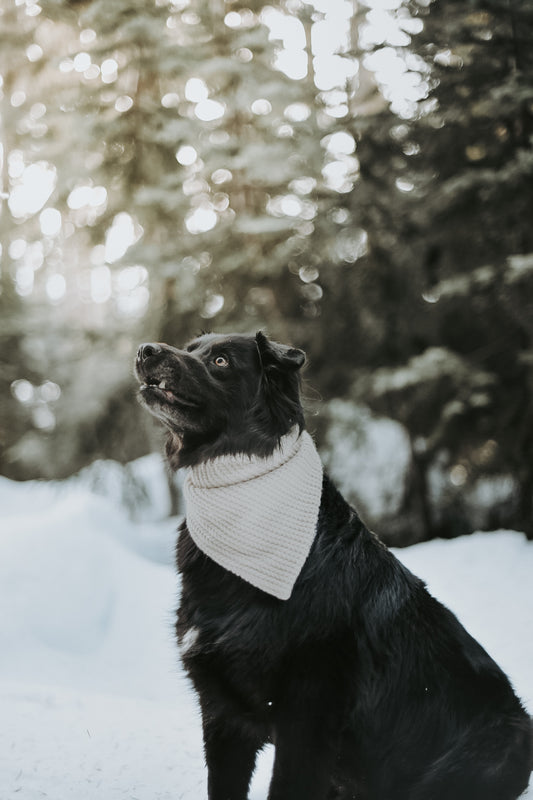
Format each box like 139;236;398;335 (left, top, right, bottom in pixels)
183;427;323;600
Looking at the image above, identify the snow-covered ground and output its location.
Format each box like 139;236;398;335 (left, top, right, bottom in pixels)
1;457;531;799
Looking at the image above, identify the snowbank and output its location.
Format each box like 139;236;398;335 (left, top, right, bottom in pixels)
0;465;531;799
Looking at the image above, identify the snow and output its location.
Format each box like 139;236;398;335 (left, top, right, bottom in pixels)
321;400;411;518
0;459;531;799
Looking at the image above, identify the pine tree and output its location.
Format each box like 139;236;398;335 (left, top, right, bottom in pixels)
2;0;358;477
342;0;533;539
0;0;56;475
151;0;343;350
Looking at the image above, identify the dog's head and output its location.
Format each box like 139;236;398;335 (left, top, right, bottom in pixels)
134;331;306;467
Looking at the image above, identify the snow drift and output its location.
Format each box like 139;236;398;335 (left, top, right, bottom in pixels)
0;456;531;799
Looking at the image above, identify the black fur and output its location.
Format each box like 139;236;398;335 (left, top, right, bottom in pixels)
135;332;532;800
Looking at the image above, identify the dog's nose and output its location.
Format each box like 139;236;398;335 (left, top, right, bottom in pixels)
137;342;162;362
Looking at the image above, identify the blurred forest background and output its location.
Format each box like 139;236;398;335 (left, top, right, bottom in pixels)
1;0;532;545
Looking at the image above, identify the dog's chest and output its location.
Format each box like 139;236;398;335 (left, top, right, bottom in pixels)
176;525;285;673
177;589;281;717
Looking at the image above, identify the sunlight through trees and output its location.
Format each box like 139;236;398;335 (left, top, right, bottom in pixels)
1;0;532;543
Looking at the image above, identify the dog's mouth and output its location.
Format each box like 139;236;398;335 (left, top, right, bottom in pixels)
139;375;199;408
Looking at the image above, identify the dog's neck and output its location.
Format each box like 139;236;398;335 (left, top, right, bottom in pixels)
166;422;303;471
182;426;324;600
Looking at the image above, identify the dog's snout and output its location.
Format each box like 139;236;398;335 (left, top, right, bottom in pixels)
137;342;162;362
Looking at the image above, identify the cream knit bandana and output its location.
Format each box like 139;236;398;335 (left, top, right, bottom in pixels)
183;427;323;600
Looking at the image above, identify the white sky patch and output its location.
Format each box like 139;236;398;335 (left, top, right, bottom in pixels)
59;58;75;74
224;11;241;29
116;266;148;293
335;227;369;262
251;98;272;116
46;273;67;302
26;43;43;63
275;49;308;81
322;159;358;193
114;265;150;317
8;162;56;219
262;7;308;80
30;102;46;120
104;212;142;263
211;168;232;185
73;52;91;73
8;150;25;179
9;239;27;260
67;185;107;211
161;92;180;108
115;96;134;113
15;265;34;296
39;381;61;402
260;0;427;116
116;286;150;317
185;78;208;103
201;293;224;318
101;58;118;83
323;130;356;155
314;56;358;92
183;176;209;197
267;194;317;220
261;1;356;89
261;7;306;49
19;241;44;272
39;208;62;237
80;28;96;44
33;405;56;431
311;12;351;57
279;195;303;217
284;102;311;122
362;0;404;8
363;9;411;47
24;1;42;17
289;176;316;195
299;265;320;283
194;99;225;122
114;264;150;317
84;64;100;80
90;265;112;303
11;90;26;108
212;192;229;211
11;379;34;403
236;47;253;62
90;244;106;266
185;205;218;234
396;177;415;192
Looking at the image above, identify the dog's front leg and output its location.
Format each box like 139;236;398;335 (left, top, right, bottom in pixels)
202;709;264;800
268;705;339;799
268;653;344;800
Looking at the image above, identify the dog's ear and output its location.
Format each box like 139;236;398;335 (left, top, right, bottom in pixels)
255;331;305;372
255;331;305;431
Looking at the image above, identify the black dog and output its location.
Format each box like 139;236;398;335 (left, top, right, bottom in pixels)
135;331;532;800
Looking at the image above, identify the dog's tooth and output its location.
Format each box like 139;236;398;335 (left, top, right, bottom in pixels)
159;380;167;389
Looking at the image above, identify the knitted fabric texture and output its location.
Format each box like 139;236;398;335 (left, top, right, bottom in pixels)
183;427;323;600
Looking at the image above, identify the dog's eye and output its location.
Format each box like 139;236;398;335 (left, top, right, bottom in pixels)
213;355;229;368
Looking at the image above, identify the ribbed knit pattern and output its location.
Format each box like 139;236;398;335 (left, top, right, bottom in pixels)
183;427;323;600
